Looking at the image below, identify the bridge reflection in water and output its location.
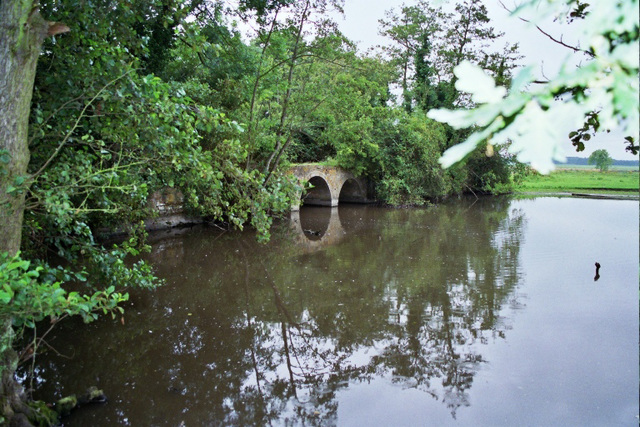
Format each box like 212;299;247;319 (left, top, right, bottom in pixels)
290;207;345;253
289;205;374;253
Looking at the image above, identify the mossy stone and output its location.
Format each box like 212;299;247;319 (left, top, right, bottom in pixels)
54;395;77;417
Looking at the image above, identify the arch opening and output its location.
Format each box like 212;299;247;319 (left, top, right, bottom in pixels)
302;176;333;207
338;178;365;204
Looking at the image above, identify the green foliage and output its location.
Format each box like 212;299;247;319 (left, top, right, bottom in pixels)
379;1;446;111
26;0;295;253
0;251;130;329
371;0;524;201
429;0;639;173
1;1;298;406
369;110;521;205
374;111;452;204
588;149;614;172
380;0;520;111
303;55;391;175
465;142;527;194
0;246;153;414
228;26;395;176
160;0;523;207
238;0;297;19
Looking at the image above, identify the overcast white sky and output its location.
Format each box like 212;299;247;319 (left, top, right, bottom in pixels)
334;0;638;160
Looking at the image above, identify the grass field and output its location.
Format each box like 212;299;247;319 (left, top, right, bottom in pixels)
516;169;639;195
555;164;639;172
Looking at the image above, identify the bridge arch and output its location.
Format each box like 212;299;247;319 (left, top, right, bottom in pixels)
338;178;366;204
289;165;369;211
303;175;335;207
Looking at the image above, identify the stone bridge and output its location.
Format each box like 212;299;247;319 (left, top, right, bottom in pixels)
289;164;370;211
142;164;370;231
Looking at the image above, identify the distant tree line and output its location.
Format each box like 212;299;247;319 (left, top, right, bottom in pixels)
556;157;639;167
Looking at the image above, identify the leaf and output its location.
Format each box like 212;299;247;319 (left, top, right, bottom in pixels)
427;108;476;129
438;119;504;168
454;61;507;104
497;101;575;173
0;287;13;304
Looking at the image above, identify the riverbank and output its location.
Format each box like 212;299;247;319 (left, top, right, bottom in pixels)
514;169;639;196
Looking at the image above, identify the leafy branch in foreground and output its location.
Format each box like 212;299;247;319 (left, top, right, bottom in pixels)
428;0;639;173
0;252;129;332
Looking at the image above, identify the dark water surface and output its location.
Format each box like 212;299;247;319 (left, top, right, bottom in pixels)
32;197;639;426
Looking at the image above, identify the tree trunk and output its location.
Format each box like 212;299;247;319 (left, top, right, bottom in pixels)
1;319;35;426
0;0;49;256
0;2;51;425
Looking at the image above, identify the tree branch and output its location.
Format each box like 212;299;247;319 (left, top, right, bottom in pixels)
30;68;137;180
498;0;594;57
29;94;85;145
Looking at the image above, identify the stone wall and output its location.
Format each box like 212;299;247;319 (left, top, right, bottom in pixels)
145;187;201;231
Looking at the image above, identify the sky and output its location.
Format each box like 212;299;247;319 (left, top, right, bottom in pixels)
333;0;638;161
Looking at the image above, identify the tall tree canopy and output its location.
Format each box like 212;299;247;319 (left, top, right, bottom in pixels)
379;0;520;112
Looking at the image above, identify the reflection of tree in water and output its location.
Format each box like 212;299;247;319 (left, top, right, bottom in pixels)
30;198;525;425
235;197;526;422
365;200;526;418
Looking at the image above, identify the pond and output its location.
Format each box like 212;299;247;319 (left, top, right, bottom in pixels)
31;197;639;426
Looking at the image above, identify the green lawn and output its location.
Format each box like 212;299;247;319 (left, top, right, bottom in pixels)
516;169;639;194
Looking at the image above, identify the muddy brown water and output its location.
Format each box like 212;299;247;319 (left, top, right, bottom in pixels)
30;197;639;426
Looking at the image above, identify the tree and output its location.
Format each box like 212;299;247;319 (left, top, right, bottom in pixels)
428;0;639;173
284;38;394;175
0;1;72;423
379;2;447;112
374;110;453;204
0;1;149;423
228;0;345;182
588;149;613;172
1;1;296;424
378;0;523;199
379;0;520;112
0;0;59;256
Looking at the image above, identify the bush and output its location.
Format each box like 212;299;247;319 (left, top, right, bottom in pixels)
374;111;453;204
465;144;524;194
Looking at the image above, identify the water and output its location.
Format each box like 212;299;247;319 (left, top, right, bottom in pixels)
31;197;639;426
